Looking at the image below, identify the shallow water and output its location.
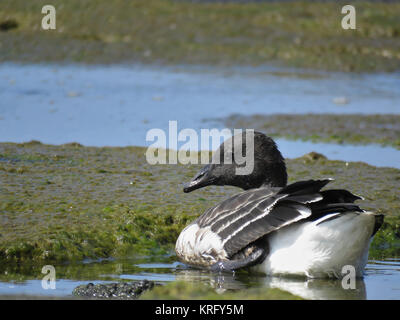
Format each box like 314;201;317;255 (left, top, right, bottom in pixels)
1;63;399;168
0;257;399;300
1;63;400;299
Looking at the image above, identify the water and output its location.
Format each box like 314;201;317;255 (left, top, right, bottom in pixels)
0;63;399;168
1;63;399;299
0;257;399;300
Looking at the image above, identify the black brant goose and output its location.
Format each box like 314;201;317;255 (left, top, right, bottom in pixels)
175;131;383;278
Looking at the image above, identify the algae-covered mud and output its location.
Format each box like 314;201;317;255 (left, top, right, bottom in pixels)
0;141;237;265
222;113;400;149
0;141;399;267
1;0;400;72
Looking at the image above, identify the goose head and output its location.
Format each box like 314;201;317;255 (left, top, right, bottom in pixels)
183;131;287;193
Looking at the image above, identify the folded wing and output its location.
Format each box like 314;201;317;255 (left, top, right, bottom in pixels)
195;179;362;258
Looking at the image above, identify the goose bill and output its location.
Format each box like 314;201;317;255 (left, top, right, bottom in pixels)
183;164;214;193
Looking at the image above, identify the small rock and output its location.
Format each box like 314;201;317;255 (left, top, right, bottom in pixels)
152;96;164;101
67;91;80;97
23;140;42;146
72;280;155;300
333;97;349;105
301;152;327;161
62;142;83;148
0;19;18;32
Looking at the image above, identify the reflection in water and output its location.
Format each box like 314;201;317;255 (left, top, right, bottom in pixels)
262;277;366;300
174;267;367;300
175;269;249;293
0;258;399;299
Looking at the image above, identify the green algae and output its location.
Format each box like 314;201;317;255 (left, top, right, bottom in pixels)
0;142;234;266
370;215;400;258
1;0;400;72
0;142;399;268
140;280;302;300
223;113;400;150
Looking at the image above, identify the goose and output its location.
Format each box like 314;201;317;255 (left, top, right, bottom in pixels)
175;131;384;278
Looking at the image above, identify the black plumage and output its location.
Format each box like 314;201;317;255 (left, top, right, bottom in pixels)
181;131;384;269
193;178;365;258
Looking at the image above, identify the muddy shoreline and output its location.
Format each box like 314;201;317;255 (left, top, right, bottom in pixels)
220;113;400;149
1;0;400;72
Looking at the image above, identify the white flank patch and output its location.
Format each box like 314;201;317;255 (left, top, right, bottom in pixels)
252;211;376;278
175;223;226;266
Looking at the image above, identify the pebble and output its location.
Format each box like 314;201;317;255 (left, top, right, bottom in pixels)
333;96;349;105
